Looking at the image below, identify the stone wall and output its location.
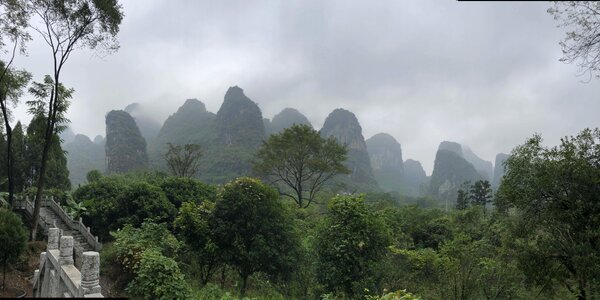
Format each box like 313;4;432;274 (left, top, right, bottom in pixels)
32;228;103;298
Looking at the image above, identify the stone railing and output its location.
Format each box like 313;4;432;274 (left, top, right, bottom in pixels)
14;195;102;251
32;228;103;298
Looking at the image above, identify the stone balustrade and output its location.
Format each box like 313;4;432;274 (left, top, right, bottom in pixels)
32;228;103;298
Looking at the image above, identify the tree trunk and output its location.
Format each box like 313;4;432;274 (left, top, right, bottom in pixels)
2;258;6;290
0;98;14;208
240;274;248;298
30;120;53;241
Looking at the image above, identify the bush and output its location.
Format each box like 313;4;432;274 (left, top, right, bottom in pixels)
126;248;190;300
160;177;217;208
0;209;28;289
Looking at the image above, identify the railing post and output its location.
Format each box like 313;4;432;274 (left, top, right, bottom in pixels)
79;252;102;297
48;228;60;251
59;236;74;266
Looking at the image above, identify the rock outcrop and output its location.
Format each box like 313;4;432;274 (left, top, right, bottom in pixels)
462;145;494;181
366;133;403;192
105;110;148;174
320;108;377;190
429;143;482;205
269;108;312;134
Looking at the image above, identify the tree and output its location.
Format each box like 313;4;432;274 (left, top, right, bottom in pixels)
11;122;26;193
174;201;220;285
159;176;216;208
315;194;390;297
28;0;123;239
163;143;202;177
0;208;27;290
0;0;31;208
469;180;492;209
253;124;349;208
548;2;600;80
456;189;469;210
211;177;298;297
497;128;600;299
25;114;70;191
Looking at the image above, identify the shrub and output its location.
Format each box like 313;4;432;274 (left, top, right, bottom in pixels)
0;209;27;289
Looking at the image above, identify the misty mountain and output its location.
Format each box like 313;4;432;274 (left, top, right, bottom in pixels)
269;108;312;134
93;135;105;145
149;98;216;169
64;134;105;186
59;126;75;144
105;110;148;174
438;141;463;156
200;86;266;183
320;108;377;190
403;159;428;196
493;153;509;188
429;146;482;206
124;102;162;142
462;145;494;181
366;133;403;192
263;118;273;136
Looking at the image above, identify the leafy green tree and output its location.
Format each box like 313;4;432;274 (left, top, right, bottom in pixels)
74;175;176;241
211;177;299;297
497;128;600;299
0;208;27;290
315;194;390;297
25;114;70;190
253;124;349;208
126;248;191;300
174;201;220;285
0;0;31;207
86;169;102;183
109;222;186;297
11;122;26;193
455;189;469;210
469;180;492;209
163;143;202;177
28;0;124;239
159;176;216;208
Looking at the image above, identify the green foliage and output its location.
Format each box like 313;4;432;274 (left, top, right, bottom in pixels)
0;208;27;289
254;124;349;208
211;177;299;297
455;189;469;210
497;128;600;298
126;248;190;300
25;114;71;190
74;175;176;241
469;180;492;208
86;169;102;183
174;200;220;284
109;222;182;286
365;289;421;300
315;194;390;297
163;143;202;177
65;195;87;219
160;176;217;208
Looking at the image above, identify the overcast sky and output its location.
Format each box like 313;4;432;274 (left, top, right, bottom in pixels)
8;0;600;174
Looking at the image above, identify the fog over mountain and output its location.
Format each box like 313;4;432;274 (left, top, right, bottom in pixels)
7;0;600;174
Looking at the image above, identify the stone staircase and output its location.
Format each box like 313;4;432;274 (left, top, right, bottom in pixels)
14;196;101;269
40;206;94;253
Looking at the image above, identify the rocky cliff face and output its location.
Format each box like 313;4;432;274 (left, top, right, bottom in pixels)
202;86;266;182
462;145;494;181
64;134;105;186
366;133;403;192
403;159;428;196
148;98;216;170
269;108;312;134
429;145;482;204
105;110;148;174
320;108;377;190
438;141;463;156
215;86;265;148
493;153;509;188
